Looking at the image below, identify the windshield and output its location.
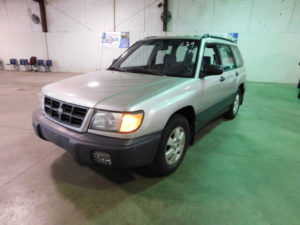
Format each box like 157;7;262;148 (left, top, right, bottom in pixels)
109;39;200;78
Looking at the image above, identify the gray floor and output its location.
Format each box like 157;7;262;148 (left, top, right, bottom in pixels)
0;70;300;225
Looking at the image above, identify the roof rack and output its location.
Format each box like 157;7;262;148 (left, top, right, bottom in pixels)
144;36;158;39
201;33;235;43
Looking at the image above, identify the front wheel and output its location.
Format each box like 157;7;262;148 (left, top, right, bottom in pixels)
152;114;190;176
224;89;241;119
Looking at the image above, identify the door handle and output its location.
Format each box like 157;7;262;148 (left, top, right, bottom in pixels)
219;76;225;82
235;72;239;77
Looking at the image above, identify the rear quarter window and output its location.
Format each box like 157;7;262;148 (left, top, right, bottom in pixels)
218;45;235;71
231;46;244;68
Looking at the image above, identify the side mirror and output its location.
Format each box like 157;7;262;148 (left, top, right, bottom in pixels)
203;64;223;76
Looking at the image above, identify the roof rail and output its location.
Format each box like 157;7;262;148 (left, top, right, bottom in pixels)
144;36;157;39
201;33;235;43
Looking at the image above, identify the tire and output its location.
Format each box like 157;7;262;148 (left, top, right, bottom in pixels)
224;89;241;119
152;114;190;176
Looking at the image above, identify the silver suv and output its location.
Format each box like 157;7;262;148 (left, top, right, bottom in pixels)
33;34;246;175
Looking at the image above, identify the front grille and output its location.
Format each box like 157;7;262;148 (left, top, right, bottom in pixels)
44;96;88;128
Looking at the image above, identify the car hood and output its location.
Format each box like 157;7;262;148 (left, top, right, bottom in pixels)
42;70;189;111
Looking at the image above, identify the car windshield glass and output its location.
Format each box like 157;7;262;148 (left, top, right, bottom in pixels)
109;39;200;78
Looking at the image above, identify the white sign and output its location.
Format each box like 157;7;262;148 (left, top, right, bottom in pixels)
101;32;130;48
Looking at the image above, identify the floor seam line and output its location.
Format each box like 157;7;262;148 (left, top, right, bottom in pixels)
0;150;56;189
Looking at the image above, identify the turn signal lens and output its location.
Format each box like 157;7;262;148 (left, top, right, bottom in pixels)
119;112;143;133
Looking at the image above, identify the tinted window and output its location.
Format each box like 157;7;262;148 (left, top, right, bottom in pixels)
218;45;235;71
201;44;221;74
231;46;243;67
112;39;200;78
121;45;154;67
155;46;172;64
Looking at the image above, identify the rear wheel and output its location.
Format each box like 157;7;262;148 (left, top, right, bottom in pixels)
224;89;241;119
152;114;190;176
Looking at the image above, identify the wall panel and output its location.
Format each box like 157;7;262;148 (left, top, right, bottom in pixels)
1;32;299;84
239;33;300;83
46;33;101;72
0;32;47;66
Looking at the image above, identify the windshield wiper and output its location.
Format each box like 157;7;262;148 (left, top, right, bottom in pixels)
147;69;166;76
122;67;166;76
108;67;124;72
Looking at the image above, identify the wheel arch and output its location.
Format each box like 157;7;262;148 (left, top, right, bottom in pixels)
168;105;196;146
238;83;245;105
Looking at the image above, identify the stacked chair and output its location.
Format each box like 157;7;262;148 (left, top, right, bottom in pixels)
37;59;53;72
6;57;53;72
20;59;30;71
6;58;19;70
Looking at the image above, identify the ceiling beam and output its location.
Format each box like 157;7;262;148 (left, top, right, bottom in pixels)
33;0;48;32
163;0;168;31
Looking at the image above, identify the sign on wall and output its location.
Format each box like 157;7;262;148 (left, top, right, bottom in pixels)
210;33;238;43
101;32;130;48
227;33;238;43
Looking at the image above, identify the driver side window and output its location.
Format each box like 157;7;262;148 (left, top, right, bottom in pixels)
200;44;220;74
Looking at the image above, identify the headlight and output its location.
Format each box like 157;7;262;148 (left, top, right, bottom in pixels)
90;110;123;132
90;110;143;133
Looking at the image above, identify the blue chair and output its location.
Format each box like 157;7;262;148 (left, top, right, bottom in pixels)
20;59;29;65
46;60;52;66
37;60;45;72
38;60;44;66
6;58;18;70
10;58;17;65
45;60;53;72
19;59;30;71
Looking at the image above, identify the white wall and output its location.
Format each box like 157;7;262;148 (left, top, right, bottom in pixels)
1;31;299;84
168;0;300;33
0;0;300;84
0;0;163;32
0;32;47;61
238;33;300;84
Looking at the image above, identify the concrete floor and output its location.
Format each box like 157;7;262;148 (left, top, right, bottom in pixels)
0;70;299;225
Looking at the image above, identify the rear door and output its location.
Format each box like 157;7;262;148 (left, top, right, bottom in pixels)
230;45;246;85
216;44;237;98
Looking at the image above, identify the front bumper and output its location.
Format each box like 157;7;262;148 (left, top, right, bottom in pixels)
32;109;161;168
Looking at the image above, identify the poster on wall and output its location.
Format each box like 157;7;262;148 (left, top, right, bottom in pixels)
210;33;238;43
227;33;238;43
101;32;130;48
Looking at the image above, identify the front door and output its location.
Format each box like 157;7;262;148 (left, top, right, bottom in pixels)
195;43;226;129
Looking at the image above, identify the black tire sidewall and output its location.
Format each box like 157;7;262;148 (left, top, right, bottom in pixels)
224;89;241;119
233;90;241;116
153;114;190;175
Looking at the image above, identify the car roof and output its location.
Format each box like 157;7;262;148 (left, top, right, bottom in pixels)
144;35;202;40
143;33;236;45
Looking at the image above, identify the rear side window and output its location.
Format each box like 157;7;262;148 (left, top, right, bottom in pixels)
218;45;235;71
231;46;244;68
